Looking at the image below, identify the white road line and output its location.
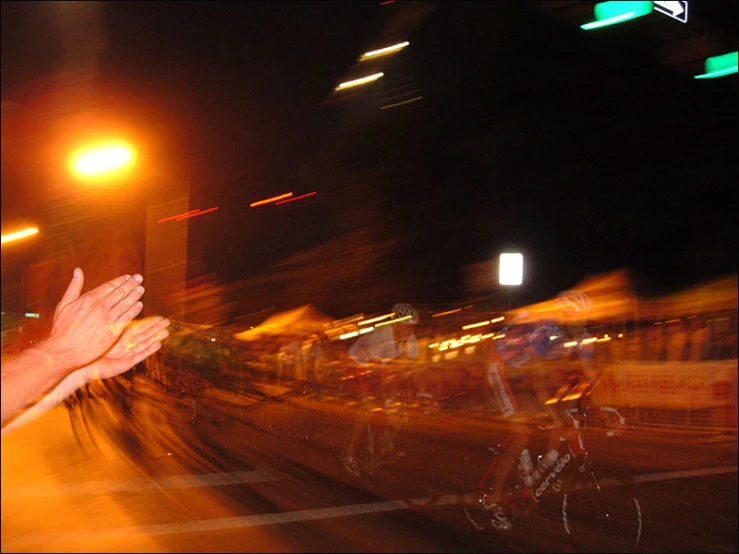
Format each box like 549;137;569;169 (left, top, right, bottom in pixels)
2;499;413;547
3;466;736;547
1;470;276;499
631;465;738;483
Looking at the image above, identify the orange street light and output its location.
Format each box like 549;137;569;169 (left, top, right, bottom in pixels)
1;227;39;245
69;142;135;180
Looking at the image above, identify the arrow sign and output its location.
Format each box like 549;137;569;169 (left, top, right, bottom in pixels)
654;1;688;23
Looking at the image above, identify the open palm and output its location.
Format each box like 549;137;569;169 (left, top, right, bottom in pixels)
83;316;170;382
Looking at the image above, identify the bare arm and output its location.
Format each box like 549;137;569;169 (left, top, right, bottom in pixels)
2;315;170;435
1;268;146;424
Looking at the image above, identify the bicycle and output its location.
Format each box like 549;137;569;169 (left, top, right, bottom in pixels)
458;402;646;552
338;368;441;511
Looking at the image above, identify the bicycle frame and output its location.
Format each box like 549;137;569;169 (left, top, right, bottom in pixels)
364;407;408;470
342;396;409;475
473;406;596;518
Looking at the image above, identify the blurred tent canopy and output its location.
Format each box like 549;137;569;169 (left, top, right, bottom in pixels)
510;269;738;324
234;304;335;342
643;275;738;320
510;269;638;324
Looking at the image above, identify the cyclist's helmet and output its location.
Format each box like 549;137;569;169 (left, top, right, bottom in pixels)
392;303;419;325
556;290;593;313
529;321;566;360
493;323;530;367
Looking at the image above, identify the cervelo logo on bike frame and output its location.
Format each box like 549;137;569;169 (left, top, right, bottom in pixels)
534;452;571;500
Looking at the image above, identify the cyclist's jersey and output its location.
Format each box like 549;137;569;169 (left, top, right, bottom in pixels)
488;324;535;417
488;322;576;418
348;325;418;368
348;325;418;397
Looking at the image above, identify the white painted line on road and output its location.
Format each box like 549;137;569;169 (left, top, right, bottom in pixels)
2;499;412;547
632;465;738;483
1;470;276;499
3;466;737;547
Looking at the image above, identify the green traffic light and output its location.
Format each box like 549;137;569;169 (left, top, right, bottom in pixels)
581;1;654;30
694;51;738;79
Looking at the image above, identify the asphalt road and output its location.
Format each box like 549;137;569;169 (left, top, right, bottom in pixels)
2;374;737;553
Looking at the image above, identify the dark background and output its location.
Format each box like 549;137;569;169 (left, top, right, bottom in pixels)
2;1;737;316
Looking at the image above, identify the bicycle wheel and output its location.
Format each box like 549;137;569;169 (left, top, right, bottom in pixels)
459;455;528;533
561;462;646;552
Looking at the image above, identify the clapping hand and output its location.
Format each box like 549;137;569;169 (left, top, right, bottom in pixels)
45;268;147;370
81;316;170;383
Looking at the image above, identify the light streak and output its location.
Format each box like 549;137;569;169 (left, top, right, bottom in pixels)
375;315;411;327
275;192;317;205
177;207;219;220
317;93;359;106
332;314;365;326
2;227;39;244
380;96;423;110
432;308;462;318
250;193;293;208
360;41;409;61
335;72;384;91
462;320;490;330
581;12;637;30
358;313;395;326
158;207;219;223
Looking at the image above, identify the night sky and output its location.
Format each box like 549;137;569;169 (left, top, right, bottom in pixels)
2;1;737;314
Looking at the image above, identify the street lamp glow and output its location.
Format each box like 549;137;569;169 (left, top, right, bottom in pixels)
71;143;134;178
1;227;39;245
360;41;409;61
499;253;523;286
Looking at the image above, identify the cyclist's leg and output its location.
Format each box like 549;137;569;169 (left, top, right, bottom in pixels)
488;418;532;503
343;365;374;469
345;397;372;449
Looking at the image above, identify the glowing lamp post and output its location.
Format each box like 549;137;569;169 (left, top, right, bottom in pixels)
499;252;523;310
69;142;135;181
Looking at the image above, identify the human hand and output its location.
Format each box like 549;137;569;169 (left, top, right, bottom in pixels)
81;316;170;383
42;268;146;370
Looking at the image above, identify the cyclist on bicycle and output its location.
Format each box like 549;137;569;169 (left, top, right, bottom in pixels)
484;291;593;531
342;303;420;477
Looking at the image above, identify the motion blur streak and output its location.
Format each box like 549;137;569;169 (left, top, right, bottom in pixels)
380;96;423;110
250;193;293;208
358;313;395;326
462;320;491;330
360;41;409;60
1;227;39;244
432;308;463;317
335;72;384;91
275;192;317;205
176;207;219;220
158;209;200;224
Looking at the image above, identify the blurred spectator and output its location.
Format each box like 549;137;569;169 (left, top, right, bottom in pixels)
687;316;711;361
665;319;689;362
